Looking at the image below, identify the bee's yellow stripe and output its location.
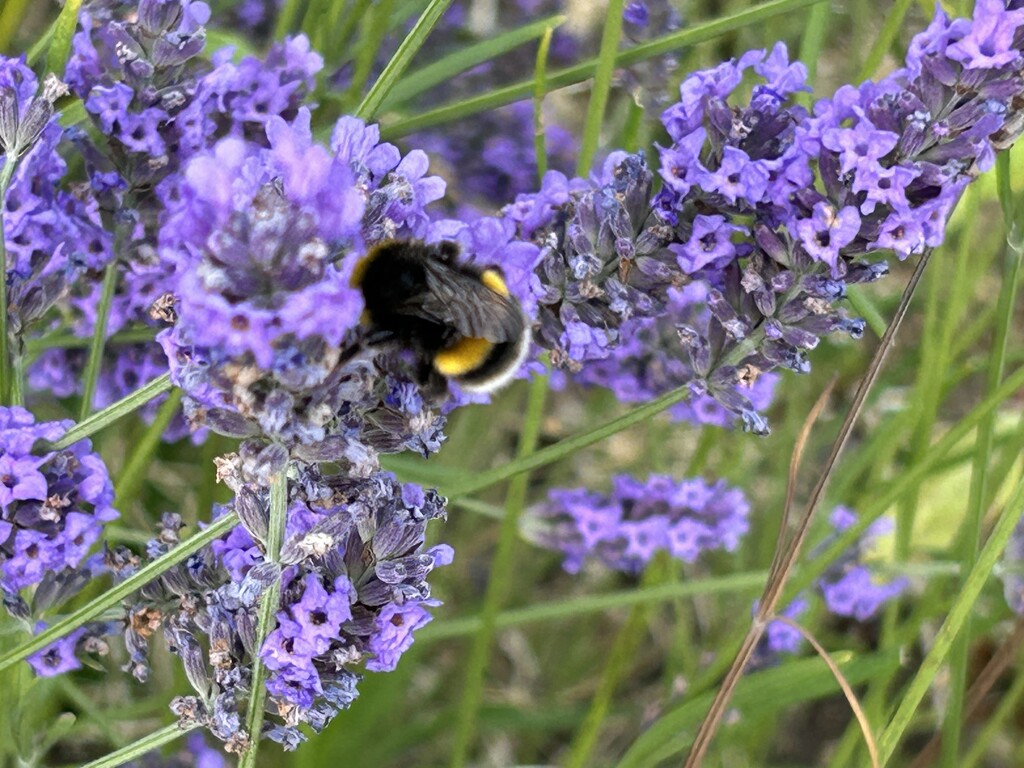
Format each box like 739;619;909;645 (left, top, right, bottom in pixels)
480;269;509;297
434;337;493;377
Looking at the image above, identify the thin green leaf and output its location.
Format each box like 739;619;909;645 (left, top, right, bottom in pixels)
0;512;238;673
45;0;83;78
616;651;900;768
383;15;565;107
274;0;306;39
114;389;184;509
380;0;823;139
845;285;888;340
0;159;16;404
941;151;1024;766
0;0;32;53
53;374;172;449
857;0;915;81
533;25;555;181
785;362;1024;602
565;561;667;768
878;473;1024;763
444;382;693;499
57;98;88;128
450;374;549;768
79;261;120;420
355;0;455;121
576;0;625;174
80;724;196;768
419;571;769;643
26;327;157;353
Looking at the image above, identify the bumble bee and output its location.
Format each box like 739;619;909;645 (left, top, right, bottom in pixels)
351;239;531;394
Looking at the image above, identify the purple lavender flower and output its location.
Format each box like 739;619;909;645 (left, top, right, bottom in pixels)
575;284;779;431
0;407;117;598
527;474;749;574
119;463;451;752
153;107;478;479
815;506;907;621
751;597;808;668
1;58;107;340
513;0;1024;431
27;627;86;677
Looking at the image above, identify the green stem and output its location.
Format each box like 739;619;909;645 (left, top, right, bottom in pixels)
877;473;1024;763
565;559;667;768
576;0;626;175
445;381;692;499
418;571;768;643
80;724;196;768
941;152;1024;766
114;389;184;509
54;374;172;450
79;260;120;420
449;375;549;768
856;0;914;81
0;511;238;673
239;470;289;767
533;25;555;182
354;0;454;121
0;158;17;404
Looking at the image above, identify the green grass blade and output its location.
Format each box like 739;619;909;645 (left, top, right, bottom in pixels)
355;0;455;121
0;0;32;53
114;389;184;509
856;0;914;81
80;724;196;768
0;160;16;404
616;650;900;768
79;260;120;420
0;512;238;674
383;14;565;107
450;375;549;768
878;474;1024;763
53;374;172;449
380;0;824;139
44;0;82;78
418;571;769;643
565;560;667;768
941;151;1024;766
444;382;693;499
533;24;555;181
575;0;626;175
274;0;306;39
785;362;1024;601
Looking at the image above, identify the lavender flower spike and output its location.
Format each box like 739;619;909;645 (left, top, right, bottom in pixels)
526;474;750;574
511;0;1024;433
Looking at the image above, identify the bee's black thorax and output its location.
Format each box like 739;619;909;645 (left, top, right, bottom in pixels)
353;239;531;394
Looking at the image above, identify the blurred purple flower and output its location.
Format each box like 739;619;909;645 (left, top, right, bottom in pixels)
528;474;749;574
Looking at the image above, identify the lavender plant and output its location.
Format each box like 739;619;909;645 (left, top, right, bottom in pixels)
1;0;1024;766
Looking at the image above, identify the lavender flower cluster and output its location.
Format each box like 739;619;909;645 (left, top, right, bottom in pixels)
0;407;118;676
501;0;1024;433
527;473;750;574
114;461;451;751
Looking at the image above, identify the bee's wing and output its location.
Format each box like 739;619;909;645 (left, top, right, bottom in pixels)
403;262;524;342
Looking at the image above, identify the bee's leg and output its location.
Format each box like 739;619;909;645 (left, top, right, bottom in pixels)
415;362;451;404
